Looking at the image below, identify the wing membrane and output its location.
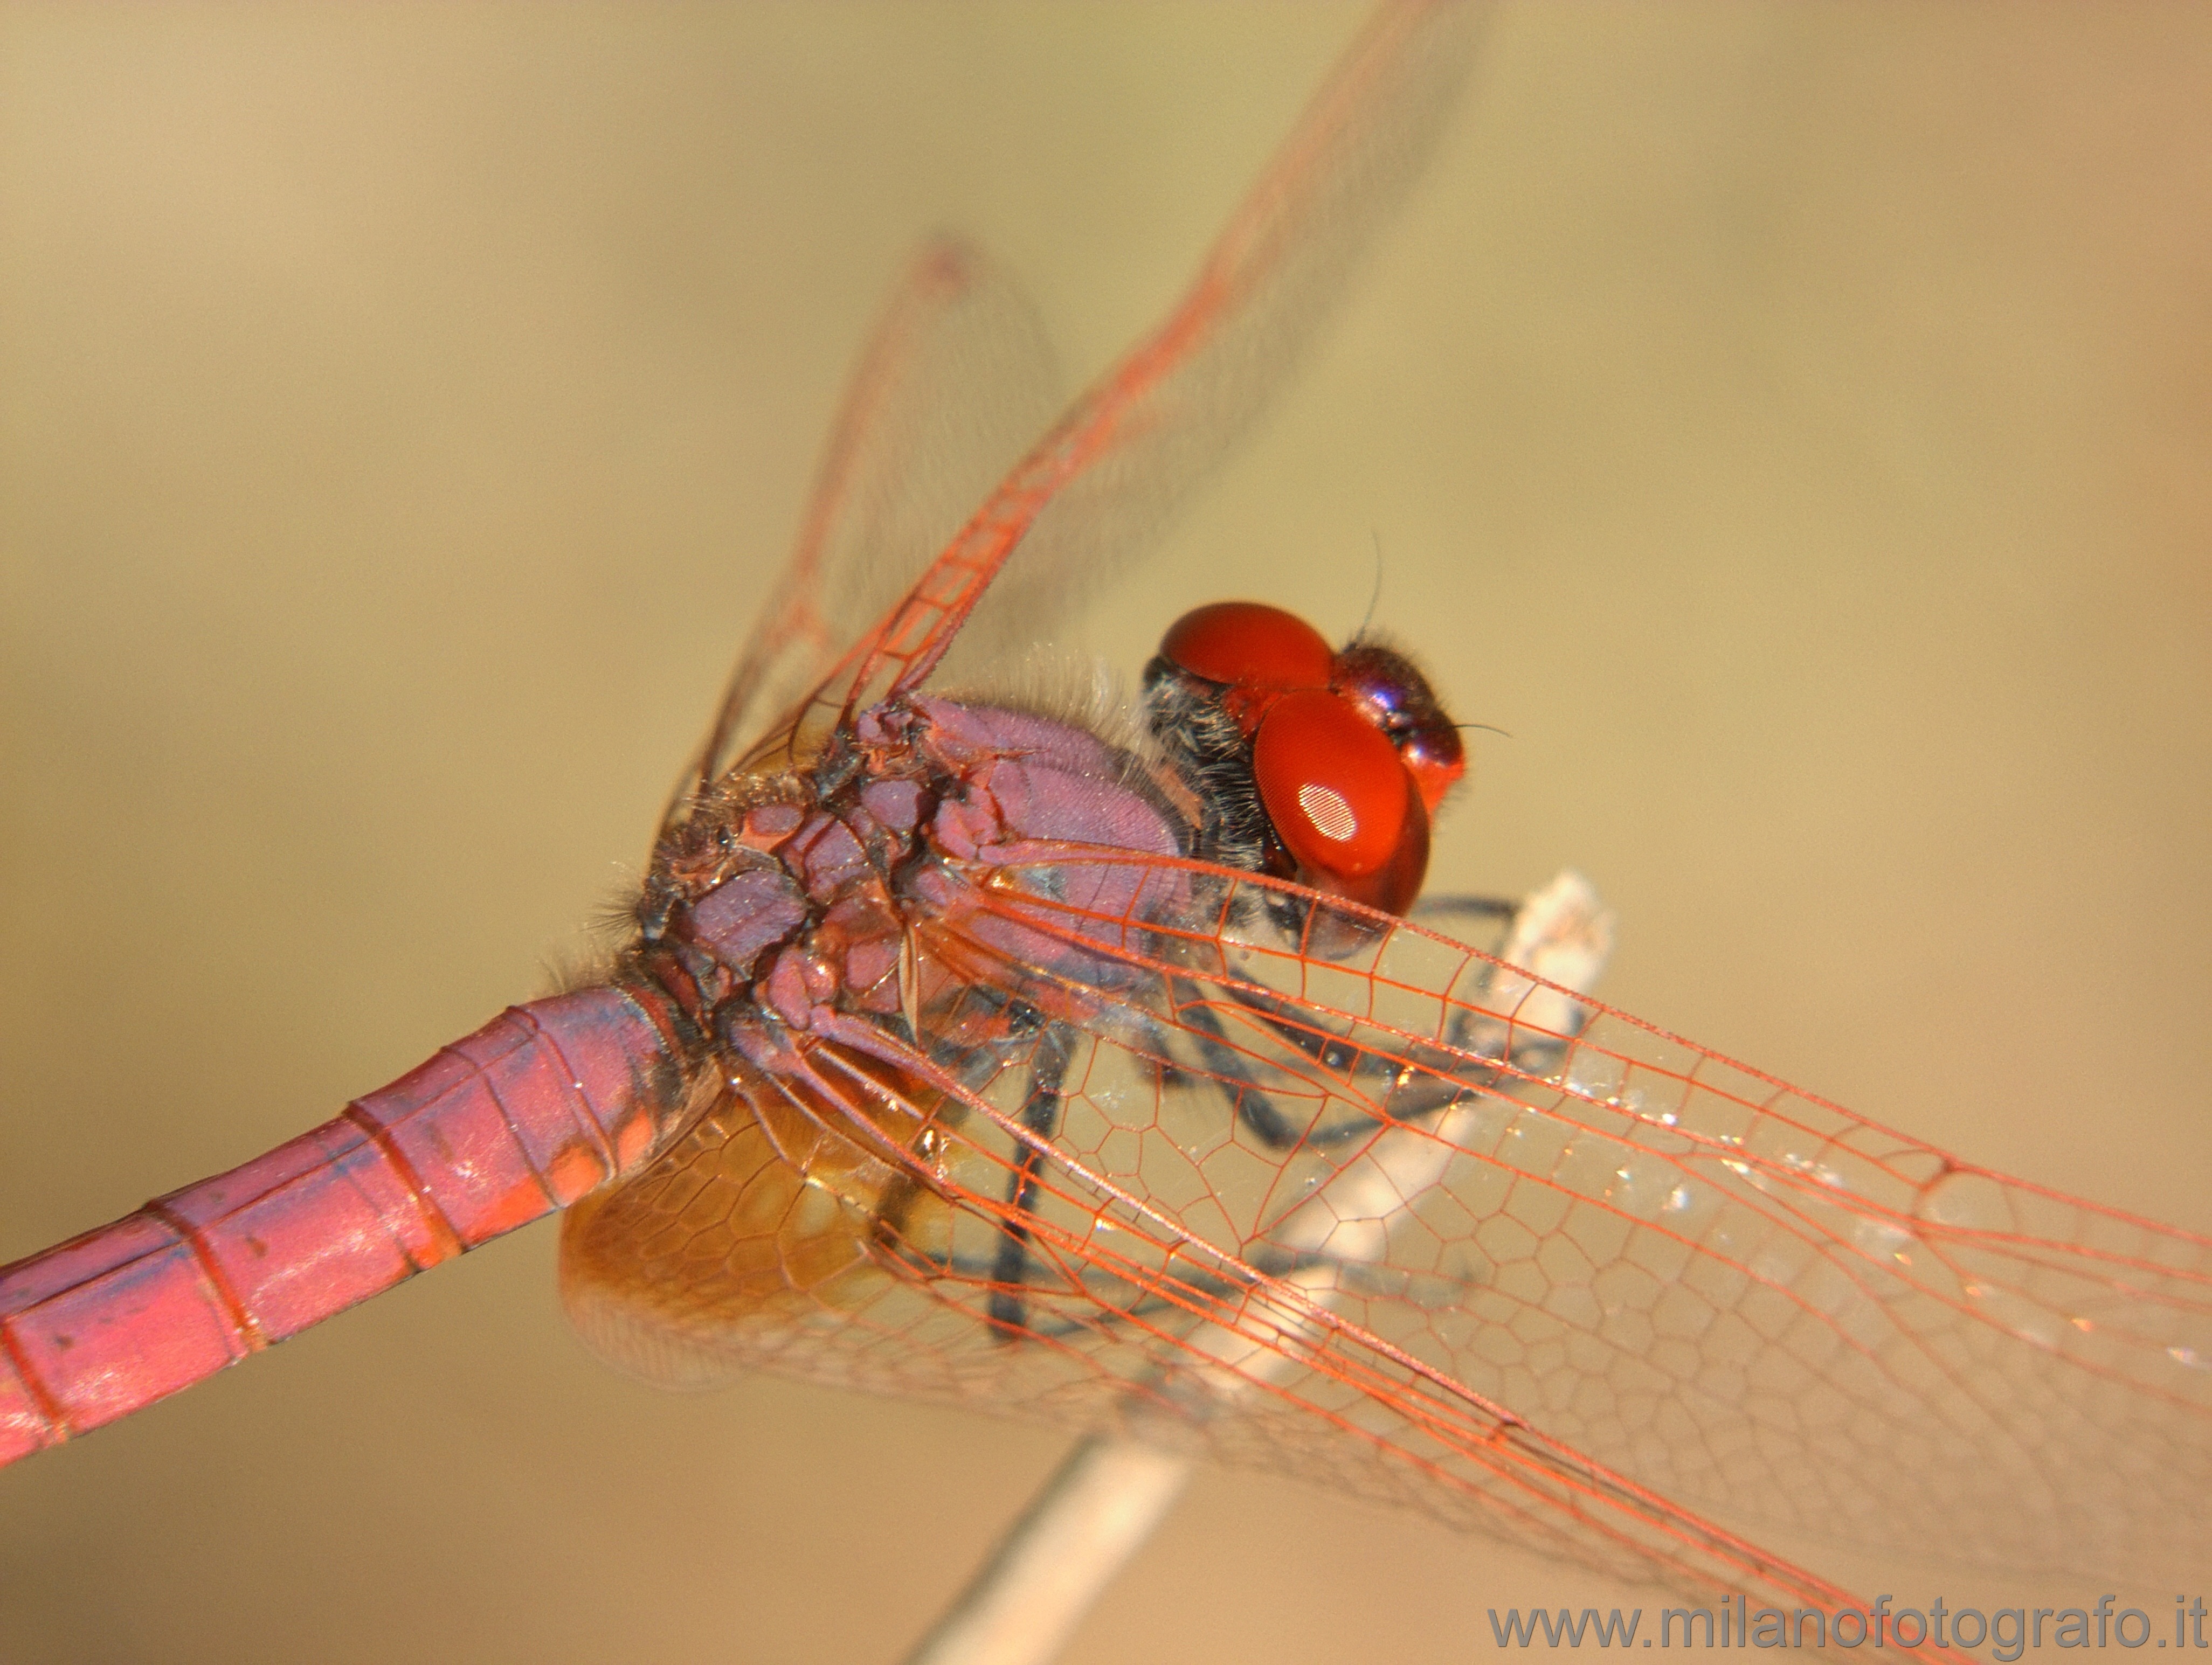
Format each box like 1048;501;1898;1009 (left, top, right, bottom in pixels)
667;236;1060;829
564;844;2208;1640
954;850;2212;1584
556;1013;1893;1636
738;0;1491;774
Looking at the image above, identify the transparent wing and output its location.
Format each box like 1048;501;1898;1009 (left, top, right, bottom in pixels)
557;948;1896;1641
665;237;1061;829
737;0;1492;776
562;847;2210;1633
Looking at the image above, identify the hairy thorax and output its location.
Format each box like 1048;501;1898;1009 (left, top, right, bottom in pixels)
626;695;1192;1081
559;695;1203;1372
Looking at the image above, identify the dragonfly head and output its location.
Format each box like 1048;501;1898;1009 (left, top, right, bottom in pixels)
1148;600;1464;917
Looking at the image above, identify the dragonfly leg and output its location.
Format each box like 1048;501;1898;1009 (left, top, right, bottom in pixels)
1198;873;1617;1150
985;1013;1079;1340
1406;891;1520;931
1311;878;1617;1141
1158;977;1340;1150
922;1236;1480;1349
1169;975;1513;1153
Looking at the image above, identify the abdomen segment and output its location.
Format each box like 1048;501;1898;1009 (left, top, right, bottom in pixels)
0;984;683;1465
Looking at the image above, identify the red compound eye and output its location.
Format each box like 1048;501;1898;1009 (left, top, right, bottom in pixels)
1161;601;1332;732
1252;689;1408;885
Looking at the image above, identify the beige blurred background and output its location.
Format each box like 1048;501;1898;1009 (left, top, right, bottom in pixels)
2;4;2206;1661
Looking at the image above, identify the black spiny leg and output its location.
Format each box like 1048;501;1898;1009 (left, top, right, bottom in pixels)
1173;889;1560;1154
1407;892;1520;932
986;1017;1077;1341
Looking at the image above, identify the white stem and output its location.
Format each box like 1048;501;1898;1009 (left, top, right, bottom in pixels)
899;1437;1192;1665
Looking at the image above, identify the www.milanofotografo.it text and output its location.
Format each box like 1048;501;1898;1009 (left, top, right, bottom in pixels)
1485;1594;2209;1656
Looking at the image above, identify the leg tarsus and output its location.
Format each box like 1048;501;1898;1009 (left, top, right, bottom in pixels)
987;1019;1077;1339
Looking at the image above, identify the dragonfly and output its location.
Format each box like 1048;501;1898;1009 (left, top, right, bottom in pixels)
4;3;2212;1662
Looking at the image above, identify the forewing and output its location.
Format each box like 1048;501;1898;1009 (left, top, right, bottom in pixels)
556;948;1897;1635
665;237;1060;829
744;0;1492;771
559;843;2210;1624
946;850;2212;1587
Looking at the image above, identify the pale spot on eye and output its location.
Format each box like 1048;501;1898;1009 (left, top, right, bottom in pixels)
1297;782;1358;842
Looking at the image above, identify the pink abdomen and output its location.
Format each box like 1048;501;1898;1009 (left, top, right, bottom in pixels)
0;984;683;1466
